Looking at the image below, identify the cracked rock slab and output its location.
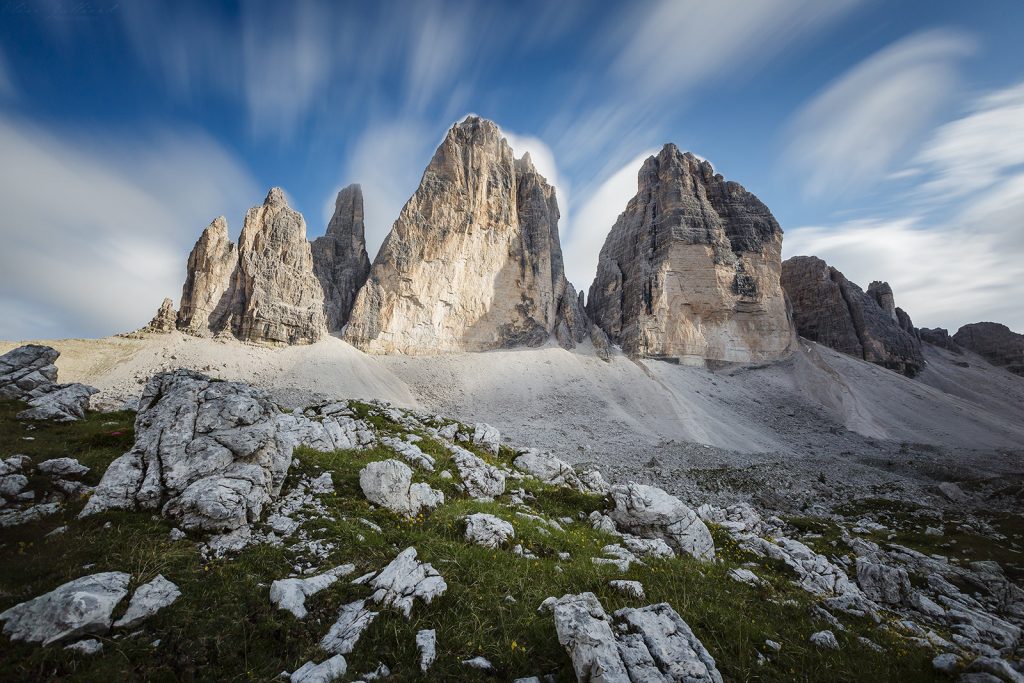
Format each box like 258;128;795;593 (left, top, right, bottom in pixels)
0;572;130;645
358;547;447;618
114;574;181;629
359;459;444;516
609;483;715;560
464;513;515;548
450;446;505;500
81;370;291;535
271;565;355;619
320;599;378;655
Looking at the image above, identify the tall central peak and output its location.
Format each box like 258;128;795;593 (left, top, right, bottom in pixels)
344;116;587;354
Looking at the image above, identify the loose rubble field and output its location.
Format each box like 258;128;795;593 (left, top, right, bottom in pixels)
0;347;1021;681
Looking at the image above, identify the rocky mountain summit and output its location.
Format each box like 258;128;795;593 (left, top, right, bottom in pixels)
586;144;794;364
344;116;588;354
166;189;327;345
312;184;371;332
781;256;924;376
954;322;1024;377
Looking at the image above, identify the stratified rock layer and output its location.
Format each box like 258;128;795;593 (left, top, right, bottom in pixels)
345;116;586;354
781;256;924;376
954;322;1024;376
312;184;371;331
587;145;793;364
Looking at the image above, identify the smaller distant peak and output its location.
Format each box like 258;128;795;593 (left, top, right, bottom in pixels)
265;187;287;206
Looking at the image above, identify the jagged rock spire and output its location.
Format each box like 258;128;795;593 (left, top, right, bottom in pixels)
312;184;371;331
176;216;238;336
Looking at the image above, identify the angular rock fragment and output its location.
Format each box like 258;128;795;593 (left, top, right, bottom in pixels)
450;446;505;500
855;557;910;605
810;630;839;649
609;580;646;600
472;423;500;455
114;574;181;629
608;483;715;560
290;654;348;683
144;297;178;333
0;572;130;645
358;460;443;516
0;345;59;400
551;592;722;683
17;383;98;422
416;628;437;672
464;513;515;548
37;458;89;478
270;565;355;619
64;638;103;655
320;599;378;655
358;547;447;618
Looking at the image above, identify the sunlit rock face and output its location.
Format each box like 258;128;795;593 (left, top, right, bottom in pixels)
587;145;794;365
176;216;238;337
345;116;586;354
781;256;924;377
312;184;371;331
174;190;326;345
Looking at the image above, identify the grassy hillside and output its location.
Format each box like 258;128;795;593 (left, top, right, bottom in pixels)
0;399;946;681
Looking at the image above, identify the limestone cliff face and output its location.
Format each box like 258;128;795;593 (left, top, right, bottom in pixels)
176;217;238;336
781;256;924;376
586;145;794;364
344;116;586;354
173;190;326;345
312;184;371;331
229;188;327;345
953;322;1024;376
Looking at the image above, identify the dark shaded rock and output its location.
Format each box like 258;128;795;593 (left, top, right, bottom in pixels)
781;256;924;376
954;322;1024;376
312;184;372;331
0;345;59;400
919;327;963;354
586;144;793;364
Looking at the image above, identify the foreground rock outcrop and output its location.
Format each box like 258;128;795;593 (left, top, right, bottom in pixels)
0;345;97;421
781;256;924;376
587;144;794;365
81;369;292;534
311;184;371;331
172;190;327;345
954;322;1024;376
345;116;587;354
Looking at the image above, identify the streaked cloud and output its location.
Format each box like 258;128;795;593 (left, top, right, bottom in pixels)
784;81;1024;333
786;29;974;198
563;150;656;294
0;113;259;340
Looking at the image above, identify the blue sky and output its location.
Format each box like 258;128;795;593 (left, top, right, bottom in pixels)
1;0;1022;339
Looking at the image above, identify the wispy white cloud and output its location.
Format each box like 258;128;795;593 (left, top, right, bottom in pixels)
0;113;259;340
784;80;1024;333
340;119;437;260
610;0;862;100
563;150;656;293
785;29;974;198
911;81;1024;199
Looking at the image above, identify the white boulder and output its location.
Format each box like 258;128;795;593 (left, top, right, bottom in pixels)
358;460;444;516
114;574;181;629
0;572;130;645
464;513;515;548
608;483;715;560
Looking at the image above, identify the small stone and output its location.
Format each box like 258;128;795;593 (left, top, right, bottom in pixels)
932;653;958;674
462;656;494;671
609;580;645;600
810;630;839;650
765;639;781;652
37;458;90;477
271;565;355;619
114;575;181;629
64;638;103;655
464;513;515;548
416;628;437;673
290;654;348;683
